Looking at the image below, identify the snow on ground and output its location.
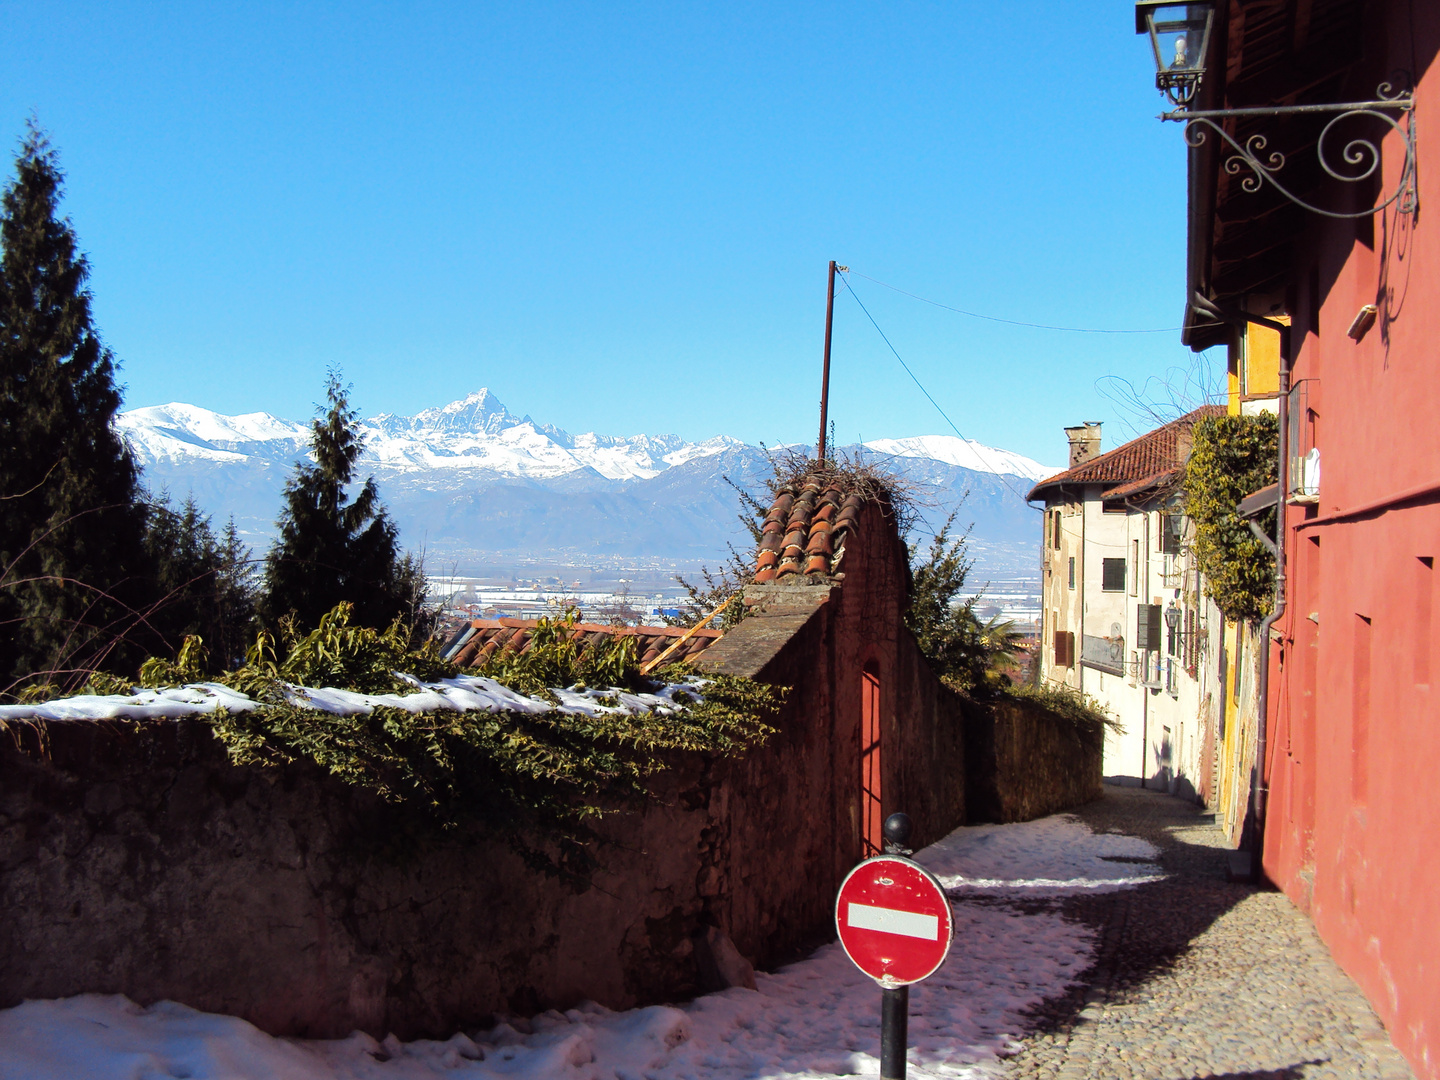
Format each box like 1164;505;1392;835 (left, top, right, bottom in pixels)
920;814;1163;895
0;816;1159;1080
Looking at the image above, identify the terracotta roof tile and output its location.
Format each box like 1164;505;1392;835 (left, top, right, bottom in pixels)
748;470;871;584
449;620;724;670
1026;406;1223;502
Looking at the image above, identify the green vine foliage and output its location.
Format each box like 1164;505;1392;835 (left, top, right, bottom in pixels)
173;604;783;878
1183;413;1279;624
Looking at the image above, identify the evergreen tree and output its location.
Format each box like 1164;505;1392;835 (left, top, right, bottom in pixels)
260;371;425;632
143;496;258;670
0;124;150;694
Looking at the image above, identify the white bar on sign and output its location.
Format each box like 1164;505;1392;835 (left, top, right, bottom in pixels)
847;902;938;940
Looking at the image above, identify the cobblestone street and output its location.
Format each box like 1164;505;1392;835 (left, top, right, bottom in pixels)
996;787;1415;1080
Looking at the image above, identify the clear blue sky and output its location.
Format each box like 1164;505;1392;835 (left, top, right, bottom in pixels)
3;1;1218;466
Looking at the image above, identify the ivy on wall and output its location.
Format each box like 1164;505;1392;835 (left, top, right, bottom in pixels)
157;605;784;880
1182;413;1279;624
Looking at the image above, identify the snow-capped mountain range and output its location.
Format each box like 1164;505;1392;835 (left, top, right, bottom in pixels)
116;390;1061;576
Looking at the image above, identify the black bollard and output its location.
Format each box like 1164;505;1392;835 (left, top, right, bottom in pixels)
880;985;909;1080
879;812;914;1080
883;812;912;855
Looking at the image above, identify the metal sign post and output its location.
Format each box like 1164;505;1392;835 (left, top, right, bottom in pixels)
835;813;953;1080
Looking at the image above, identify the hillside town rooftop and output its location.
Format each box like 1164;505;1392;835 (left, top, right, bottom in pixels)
1026;405;1223;504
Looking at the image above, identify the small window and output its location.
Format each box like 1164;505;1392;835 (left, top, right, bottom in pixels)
1137;603;1162;651
1161;514;1183;555
1102;499;1127;514
1053;629;1074;667
1051;510;1062;550
1101;558;1126;592
1068;557;1076;589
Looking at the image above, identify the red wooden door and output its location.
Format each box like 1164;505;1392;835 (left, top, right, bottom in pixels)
861;664;883;857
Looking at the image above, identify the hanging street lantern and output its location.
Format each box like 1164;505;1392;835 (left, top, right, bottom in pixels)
1133;0;1417;219
1135;1;1216;106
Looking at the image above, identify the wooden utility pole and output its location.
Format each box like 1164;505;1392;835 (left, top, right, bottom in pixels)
817;260;838;463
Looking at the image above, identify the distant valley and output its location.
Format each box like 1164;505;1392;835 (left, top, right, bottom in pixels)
117;390;1061;608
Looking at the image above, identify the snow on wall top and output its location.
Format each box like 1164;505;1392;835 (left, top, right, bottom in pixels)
0;674;704;723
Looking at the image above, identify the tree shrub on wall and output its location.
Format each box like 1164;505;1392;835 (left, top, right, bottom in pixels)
170;604;784;879
1183;413;1279;624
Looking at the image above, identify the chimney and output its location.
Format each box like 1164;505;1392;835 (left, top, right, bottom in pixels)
1064;422;1103;468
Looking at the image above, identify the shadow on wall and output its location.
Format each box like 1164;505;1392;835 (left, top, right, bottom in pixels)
964;695;1105;824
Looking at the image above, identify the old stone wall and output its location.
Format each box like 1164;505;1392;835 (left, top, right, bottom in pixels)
0;685;888;1041
702;499;970;872
962;697;1104;823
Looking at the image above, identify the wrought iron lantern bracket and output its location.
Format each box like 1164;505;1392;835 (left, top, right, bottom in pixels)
1159;84;1418;219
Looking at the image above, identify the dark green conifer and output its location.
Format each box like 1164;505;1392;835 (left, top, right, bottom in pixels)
143;497;258;670
0;124;150;693
260;371;424;631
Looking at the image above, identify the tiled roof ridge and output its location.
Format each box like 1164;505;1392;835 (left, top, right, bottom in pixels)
753;473;867;584
1027;405;1223;500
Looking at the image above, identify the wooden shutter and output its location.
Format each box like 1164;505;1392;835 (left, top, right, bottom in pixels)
1137;604;1162;651
1053;629;1074;667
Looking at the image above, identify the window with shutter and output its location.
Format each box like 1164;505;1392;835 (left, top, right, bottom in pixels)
1137;604;1162;651
1161;513;1183;554
1101;558;1126;592
1068;557;1076;589
1053;629;1074;667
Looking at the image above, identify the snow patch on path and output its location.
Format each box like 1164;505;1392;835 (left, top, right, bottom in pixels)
0;813;1160;1080
920;814;1163;895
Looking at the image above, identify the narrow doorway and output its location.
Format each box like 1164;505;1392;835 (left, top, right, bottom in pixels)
861;663;883;857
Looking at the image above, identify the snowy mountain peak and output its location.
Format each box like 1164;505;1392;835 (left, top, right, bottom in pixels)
372;388;522;437
863;435;1061;483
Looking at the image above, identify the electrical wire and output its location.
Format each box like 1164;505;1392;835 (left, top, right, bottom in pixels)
846;270;1184;334
836;271;1038;505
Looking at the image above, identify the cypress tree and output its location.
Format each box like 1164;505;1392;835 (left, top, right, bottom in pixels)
260;371;424;631
0;124;150;693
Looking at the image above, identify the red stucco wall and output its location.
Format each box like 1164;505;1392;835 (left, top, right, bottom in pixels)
1261;6;1440;1076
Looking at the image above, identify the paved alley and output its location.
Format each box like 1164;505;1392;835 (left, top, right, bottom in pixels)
997;787;1415;1080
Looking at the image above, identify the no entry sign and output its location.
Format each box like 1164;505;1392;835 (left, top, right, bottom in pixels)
835;855;953;986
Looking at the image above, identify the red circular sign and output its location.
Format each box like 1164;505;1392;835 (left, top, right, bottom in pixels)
835;855;953;986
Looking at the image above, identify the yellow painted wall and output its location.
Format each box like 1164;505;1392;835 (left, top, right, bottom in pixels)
1245;318;1285;396
1227;319;1287;415
1227;342;1241;416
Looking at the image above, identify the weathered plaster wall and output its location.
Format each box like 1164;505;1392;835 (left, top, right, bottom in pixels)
702;499;970;860
962;698;1103;824
0;716;745;1038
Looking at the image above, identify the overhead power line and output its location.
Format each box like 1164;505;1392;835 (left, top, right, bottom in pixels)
836;271;1035;506
847;270;1184;334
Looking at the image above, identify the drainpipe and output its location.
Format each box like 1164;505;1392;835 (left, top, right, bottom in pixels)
1250;325;1290;883
1078;487;1086;697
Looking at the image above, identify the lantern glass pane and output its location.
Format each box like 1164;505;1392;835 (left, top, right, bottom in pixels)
1148;4;1210;76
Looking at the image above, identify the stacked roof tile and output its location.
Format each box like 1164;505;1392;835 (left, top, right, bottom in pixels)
753;477;863;584
447;620;723;670
1026;405;1224;503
